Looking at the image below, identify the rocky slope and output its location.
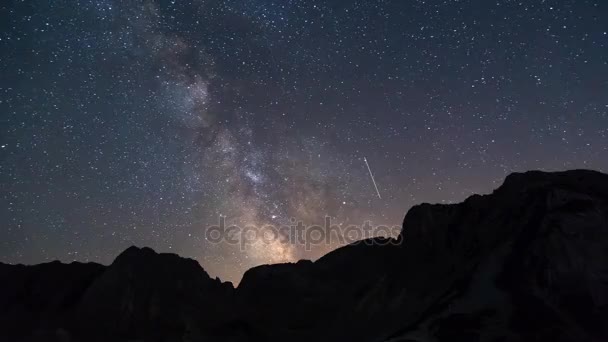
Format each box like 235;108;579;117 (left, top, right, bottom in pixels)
1;169;607;342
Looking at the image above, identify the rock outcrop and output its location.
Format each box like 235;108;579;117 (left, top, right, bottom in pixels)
1;170;606;341
0;248;235;342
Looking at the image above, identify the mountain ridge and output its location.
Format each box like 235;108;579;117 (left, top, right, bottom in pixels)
1;169;607;341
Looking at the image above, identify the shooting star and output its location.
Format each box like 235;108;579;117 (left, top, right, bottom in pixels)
363;157;382;199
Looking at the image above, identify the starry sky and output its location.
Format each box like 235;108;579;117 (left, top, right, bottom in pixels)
1;0;607;284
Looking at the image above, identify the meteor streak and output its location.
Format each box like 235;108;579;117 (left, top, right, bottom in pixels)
363;157;382;199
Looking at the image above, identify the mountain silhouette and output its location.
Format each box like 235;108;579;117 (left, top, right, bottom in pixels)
1;170;607;342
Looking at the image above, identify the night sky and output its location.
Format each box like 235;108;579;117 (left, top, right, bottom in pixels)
1;0;607;284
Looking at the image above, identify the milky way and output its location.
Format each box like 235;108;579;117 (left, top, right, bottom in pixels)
1;0;607;283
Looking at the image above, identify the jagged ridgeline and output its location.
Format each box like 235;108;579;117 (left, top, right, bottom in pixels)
1;170;607;342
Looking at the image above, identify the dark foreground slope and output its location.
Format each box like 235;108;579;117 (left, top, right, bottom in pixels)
1;170;607;342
